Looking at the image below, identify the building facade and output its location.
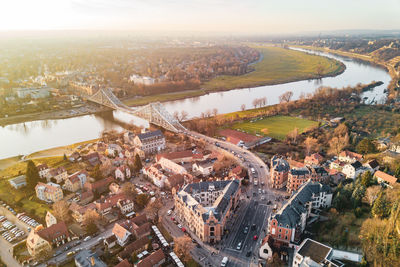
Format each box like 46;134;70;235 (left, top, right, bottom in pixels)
133;130;165;154
270;156;290;189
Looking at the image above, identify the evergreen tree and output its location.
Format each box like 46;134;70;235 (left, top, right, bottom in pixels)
372;192;389;218
26;160;40;189
361;171;373;187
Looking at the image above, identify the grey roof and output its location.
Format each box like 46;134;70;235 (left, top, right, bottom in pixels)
75;250;106;267
297;238;332;264
290;168;310;176
312;166;328;175
9;175;27;184
271;155;290;172
137;130;164;141
272;181;331;228
351;161;362;169
179;180;240;223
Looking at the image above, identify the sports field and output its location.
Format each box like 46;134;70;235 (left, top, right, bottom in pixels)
231;115;319;140
204;46;344;91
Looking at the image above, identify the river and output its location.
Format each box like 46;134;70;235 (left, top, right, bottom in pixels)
0;48;392;160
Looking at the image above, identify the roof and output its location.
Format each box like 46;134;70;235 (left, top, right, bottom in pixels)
340;150;363;160
366;159;379;169
271;155;290;172
37;163;49;171
136;249;165;267
374;171;398;185
74;250;107;267
37;222;70;243
297;238;332;264
9;175;26;184
114;259;132;267
112;222;130;241
166;174;185;188
290;168;310;176
49;166;66;177
137;130;164;142
156;150;203;161
288;159;305;169
350;161;363;169
119;236;149;259
219;129;259;144
272;181;331;228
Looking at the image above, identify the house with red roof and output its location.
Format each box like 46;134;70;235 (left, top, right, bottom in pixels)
304;153;324;166
112;214;151;246
136;249;165;267
374;171;398;187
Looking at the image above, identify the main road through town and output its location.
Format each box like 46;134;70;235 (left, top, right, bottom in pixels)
183;130;281;267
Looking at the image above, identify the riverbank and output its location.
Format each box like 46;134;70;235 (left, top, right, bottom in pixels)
0;103;110;127
292;45;399;95
0;139;99;174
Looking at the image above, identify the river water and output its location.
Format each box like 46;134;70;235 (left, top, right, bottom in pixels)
0;49;391;160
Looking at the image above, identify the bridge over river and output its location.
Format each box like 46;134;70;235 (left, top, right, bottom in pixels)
88;88;186;133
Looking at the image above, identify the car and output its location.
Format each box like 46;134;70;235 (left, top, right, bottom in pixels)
64;246;70;251
171;217;175;221
243;226;249;234
253;235;258;240
236;242;242;250
167;210;172;216
83;236;91;242
181;227;186;232
177;224;182;229
196;244;201;248
75;240;82;245
246;251;251;257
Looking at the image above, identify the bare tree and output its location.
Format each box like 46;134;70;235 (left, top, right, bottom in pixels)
328;133;349;156
173;111;180;121
287;127;299;144
252;98;258;108
180;110;188;121
212;108;218;117
52;200;71;223
364;186;382;206
316;64;325;77
304;137;318;155
279;91;293;103
241;104;246;111
261;97;267;106
122;182;137;199
82;209;100;226
174;236;194;262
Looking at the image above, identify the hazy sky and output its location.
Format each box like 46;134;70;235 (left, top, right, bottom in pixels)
1;0;400;33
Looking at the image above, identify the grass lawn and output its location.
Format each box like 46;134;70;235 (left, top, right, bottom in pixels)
231;115;319;140
204;46;344;91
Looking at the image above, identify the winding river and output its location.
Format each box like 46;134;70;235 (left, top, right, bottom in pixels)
0;49;392;160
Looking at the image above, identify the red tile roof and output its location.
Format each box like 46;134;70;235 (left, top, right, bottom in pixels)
114;259;132;267
156;150;203;162
340;150;363;161
374;171;398;185
137;249;165;267
37;222;69;243
119;236;149;259
219;129;259;144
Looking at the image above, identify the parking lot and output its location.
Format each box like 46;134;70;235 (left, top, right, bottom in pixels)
0;215;26;244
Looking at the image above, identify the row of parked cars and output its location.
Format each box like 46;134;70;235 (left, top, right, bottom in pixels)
0;216;25;243
17;213;40;228
0;200;17;215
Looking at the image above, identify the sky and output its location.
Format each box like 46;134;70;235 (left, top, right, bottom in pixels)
1;0;400;34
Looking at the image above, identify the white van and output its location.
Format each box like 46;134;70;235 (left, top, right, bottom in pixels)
221;256;228;266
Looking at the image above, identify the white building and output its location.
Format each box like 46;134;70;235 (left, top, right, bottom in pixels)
129;74;156;85
342;161;371;179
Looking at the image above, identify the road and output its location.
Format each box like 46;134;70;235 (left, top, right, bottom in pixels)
178;130;280;266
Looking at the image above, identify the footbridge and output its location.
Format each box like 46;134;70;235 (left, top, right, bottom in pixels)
88;88;186;133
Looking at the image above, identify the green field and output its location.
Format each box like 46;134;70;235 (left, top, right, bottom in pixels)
231;115;319;140
204;46;344;91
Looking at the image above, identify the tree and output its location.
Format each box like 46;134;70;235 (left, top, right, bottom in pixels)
356;138;376;154
86;221;98;235
361;171;373;187
241;104;246;111
63;154;67;161
52;200;71;223
174;236;194;262
90;164;103;181
351;184;365;208
364;186;381;206
328;134;349;156
145;198;163;221
122;182;137;199
304;137;318;155
180;110;188;121
371;192;389;218
212;108;218;117
26;160;40;189
83;209;100;226
286;127;299;144
133;154;143;174
279;91;293;103
131;252;138;263
135;194;149;209
316;64;325;77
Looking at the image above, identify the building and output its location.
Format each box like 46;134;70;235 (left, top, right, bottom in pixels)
133;130;165;154
338;150;363;163
48;167;68;183
136;249;165;267
192;159;214;176
45;211;57;228
342;161;370;179
37;163;50;179
164;174;187;189
118;236;149;260
363;159;379;172
270;156;290;189
35;182;63;202
117;199;135;214
15;87;50;99
374;171;398;187
174;180;241;243
65;171;88;192
304;153;324;166
158;157;187;175
129;74;156;86
75;249;107;267
293;238;362;267
293;239;334;267
112;214;151;246
287;168;310;193
156;150;204;163
27;222;70;257
143;164;168;188
26;225;52;257
115;165;131;181
84;177;114;194
9;175;27;189
268;181;332;245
